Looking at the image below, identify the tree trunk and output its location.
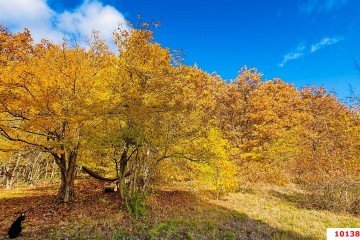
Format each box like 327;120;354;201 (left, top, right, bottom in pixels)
6;179;11;189
5;156;20;189
50;160;56;182
58;169;75;203
5;171;11;189
54;148;78;203
118;142;129;200
44;159;49;181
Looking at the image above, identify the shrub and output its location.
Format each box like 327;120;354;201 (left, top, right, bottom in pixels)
125;191;147;217
148;218;207;240
320;177;360;215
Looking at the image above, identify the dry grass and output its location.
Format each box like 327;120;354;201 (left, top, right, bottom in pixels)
210;184;360;240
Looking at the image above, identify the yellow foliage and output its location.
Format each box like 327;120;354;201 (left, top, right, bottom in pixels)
0;25;359;206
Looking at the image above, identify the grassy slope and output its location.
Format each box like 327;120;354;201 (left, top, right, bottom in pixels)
0;180;358;240
211;185;360;240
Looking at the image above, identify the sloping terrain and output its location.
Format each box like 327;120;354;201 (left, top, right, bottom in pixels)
0;180;358;239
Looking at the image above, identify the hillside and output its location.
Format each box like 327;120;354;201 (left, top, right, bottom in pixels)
1;179;359;239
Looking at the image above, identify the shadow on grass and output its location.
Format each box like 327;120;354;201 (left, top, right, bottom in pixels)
1;184;315;240
269;190;319;209
131;190;315;240
271;189;346;215
143;209;315;240
269;189;360;218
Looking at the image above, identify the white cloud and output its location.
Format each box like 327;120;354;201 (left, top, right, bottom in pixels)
278;36;344;67
310;37;344;52
0;0;62;42
299;0;349;13
0;0;128;50
56;0;128;50
278;44;306;67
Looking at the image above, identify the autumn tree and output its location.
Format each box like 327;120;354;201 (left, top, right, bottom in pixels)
215;68;263;156
288;87;360;185
88;28;218;199
0;27;114;202
80;28;232;201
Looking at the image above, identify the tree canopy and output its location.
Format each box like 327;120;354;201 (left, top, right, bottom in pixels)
0;25;359;204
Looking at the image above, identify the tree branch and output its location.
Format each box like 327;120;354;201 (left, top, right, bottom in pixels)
0;126;51;151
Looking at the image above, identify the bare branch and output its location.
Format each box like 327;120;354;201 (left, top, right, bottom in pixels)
0;126;51;151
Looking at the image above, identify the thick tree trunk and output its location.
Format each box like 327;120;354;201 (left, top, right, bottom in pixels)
58;170;75;203
54;148;78;203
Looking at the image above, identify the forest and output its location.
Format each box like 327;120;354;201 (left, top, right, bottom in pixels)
0;24;359;239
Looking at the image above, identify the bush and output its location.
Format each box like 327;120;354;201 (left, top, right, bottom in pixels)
125;191;147;217
320;177;360;215
148;219;189;239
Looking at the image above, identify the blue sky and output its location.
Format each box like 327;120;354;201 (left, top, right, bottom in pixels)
0;0;359;101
